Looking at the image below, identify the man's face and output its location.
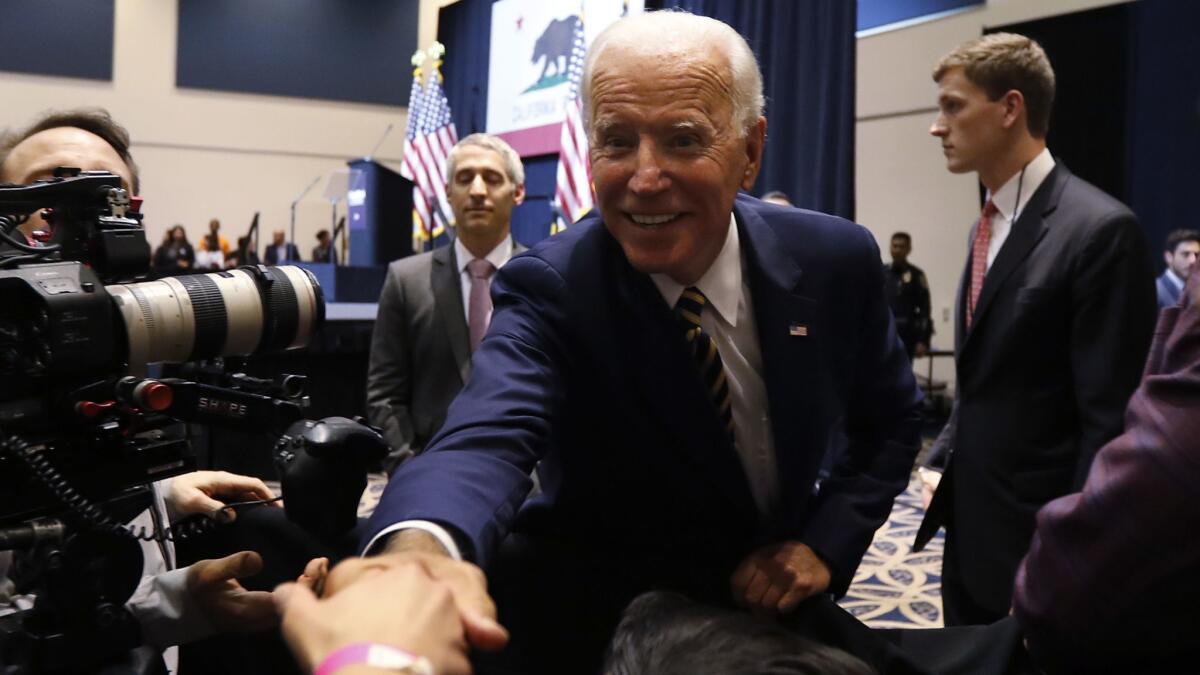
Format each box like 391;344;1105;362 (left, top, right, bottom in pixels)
0;127;133;236
1166;240;1200;279
588;49;765;285
209;220;220;234
446;146;524;240
890;237;911;263
273;231;285;246
930;67;1008;175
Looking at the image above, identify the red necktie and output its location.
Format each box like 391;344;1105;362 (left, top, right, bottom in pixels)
967;201;997;328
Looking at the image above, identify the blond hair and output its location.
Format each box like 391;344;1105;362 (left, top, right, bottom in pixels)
934;33;1055;138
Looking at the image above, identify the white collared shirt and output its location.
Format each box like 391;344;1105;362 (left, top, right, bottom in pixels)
649;214;779;517
454;235;515;327
984;147;1056;267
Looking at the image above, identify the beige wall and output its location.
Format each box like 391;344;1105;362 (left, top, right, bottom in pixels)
855;0;1133;390
0;0;445;255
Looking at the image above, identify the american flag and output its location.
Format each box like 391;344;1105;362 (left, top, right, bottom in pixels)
402;45;459;252
553;14;593;234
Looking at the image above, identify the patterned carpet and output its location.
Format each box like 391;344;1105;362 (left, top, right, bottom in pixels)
354;473;944;629
838;476;944;628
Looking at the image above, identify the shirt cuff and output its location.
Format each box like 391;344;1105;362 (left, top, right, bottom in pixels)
361;520;463;561
127;566;215;649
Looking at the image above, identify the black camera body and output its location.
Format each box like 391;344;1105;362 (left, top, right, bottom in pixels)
0;262;120;408
0;171;382;673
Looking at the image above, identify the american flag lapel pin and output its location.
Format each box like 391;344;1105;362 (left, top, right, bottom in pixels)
789;323;808;337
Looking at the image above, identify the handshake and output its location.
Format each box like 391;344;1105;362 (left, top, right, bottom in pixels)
174;473;502;675
276;550;507;675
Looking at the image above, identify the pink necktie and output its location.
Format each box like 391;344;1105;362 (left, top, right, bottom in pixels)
467;258;495;352
967;201;997;328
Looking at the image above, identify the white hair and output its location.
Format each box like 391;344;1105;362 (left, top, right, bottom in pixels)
581;10;765;137
445;133;525;185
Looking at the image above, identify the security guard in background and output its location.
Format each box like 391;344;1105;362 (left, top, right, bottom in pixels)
883;231;933;359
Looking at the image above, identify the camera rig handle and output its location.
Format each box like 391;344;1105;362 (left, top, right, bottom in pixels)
151;378;306;436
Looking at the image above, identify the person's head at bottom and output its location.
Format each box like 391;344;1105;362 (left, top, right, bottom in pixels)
605;591;876;675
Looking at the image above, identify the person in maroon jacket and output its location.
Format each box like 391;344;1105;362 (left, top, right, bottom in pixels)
1011;268;1200;672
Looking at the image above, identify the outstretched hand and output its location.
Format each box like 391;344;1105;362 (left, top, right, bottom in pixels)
321;552;509;652
276;558;474;674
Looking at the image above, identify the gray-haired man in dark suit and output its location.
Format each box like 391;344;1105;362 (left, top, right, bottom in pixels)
367;134;528;469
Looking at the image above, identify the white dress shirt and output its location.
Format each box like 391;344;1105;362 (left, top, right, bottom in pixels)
454;235;515;327
650;214;779;516
984;147;1055;267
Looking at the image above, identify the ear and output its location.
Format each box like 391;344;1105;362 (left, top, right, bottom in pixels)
513;182;526;206
740;116;767;191
1165;250;1173;266
1000;90;1026;131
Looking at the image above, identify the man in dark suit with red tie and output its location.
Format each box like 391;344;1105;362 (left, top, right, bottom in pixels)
916;33;1156;625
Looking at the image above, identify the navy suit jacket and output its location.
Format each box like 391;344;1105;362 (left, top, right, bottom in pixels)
364;195;922;595
264;243;300;265
1156;270;1183;309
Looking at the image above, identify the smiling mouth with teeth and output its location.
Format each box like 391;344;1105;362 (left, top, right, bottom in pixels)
629;213;680;225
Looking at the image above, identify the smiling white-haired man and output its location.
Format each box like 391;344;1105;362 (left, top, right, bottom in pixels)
322;11;922;675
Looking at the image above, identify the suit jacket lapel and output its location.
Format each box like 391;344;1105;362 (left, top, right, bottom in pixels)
961;164;1064;353
737;203;822;526
432;243;471;383
609;233;759;521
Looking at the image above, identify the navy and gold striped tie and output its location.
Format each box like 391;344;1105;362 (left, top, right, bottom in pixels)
675;287;736;441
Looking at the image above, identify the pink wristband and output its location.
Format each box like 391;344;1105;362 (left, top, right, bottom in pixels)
314;642;434;675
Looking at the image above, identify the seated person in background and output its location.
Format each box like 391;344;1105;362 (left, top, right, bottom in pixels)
264;228;300;264
197;218;231;269
349;11;921;674
366;133;527;469
606;591;875;675
311;228;338;263
199;219;228;254
228;234;261;267
153;224;196;276
1156;228;1199;308
0;107;285;672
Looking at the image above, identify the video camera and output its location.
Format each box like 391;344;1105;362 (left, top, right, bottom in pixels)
0;171;385;673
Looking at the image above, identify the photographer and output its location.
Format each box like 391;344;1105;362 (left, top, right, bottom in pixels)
0;108;285;671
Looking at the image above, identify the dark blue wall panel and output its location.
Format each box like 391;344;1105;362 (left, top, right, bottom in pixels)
857;0;981;32
0;0;114;80
177;0;419;106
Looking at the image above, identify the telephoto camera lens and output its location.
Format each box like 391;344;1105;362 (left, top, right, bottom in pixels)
106;265;323;372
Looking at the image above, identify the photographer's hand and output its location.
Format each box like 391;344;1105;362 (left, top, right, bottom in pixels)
186;551;277;632
168;470;279;521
